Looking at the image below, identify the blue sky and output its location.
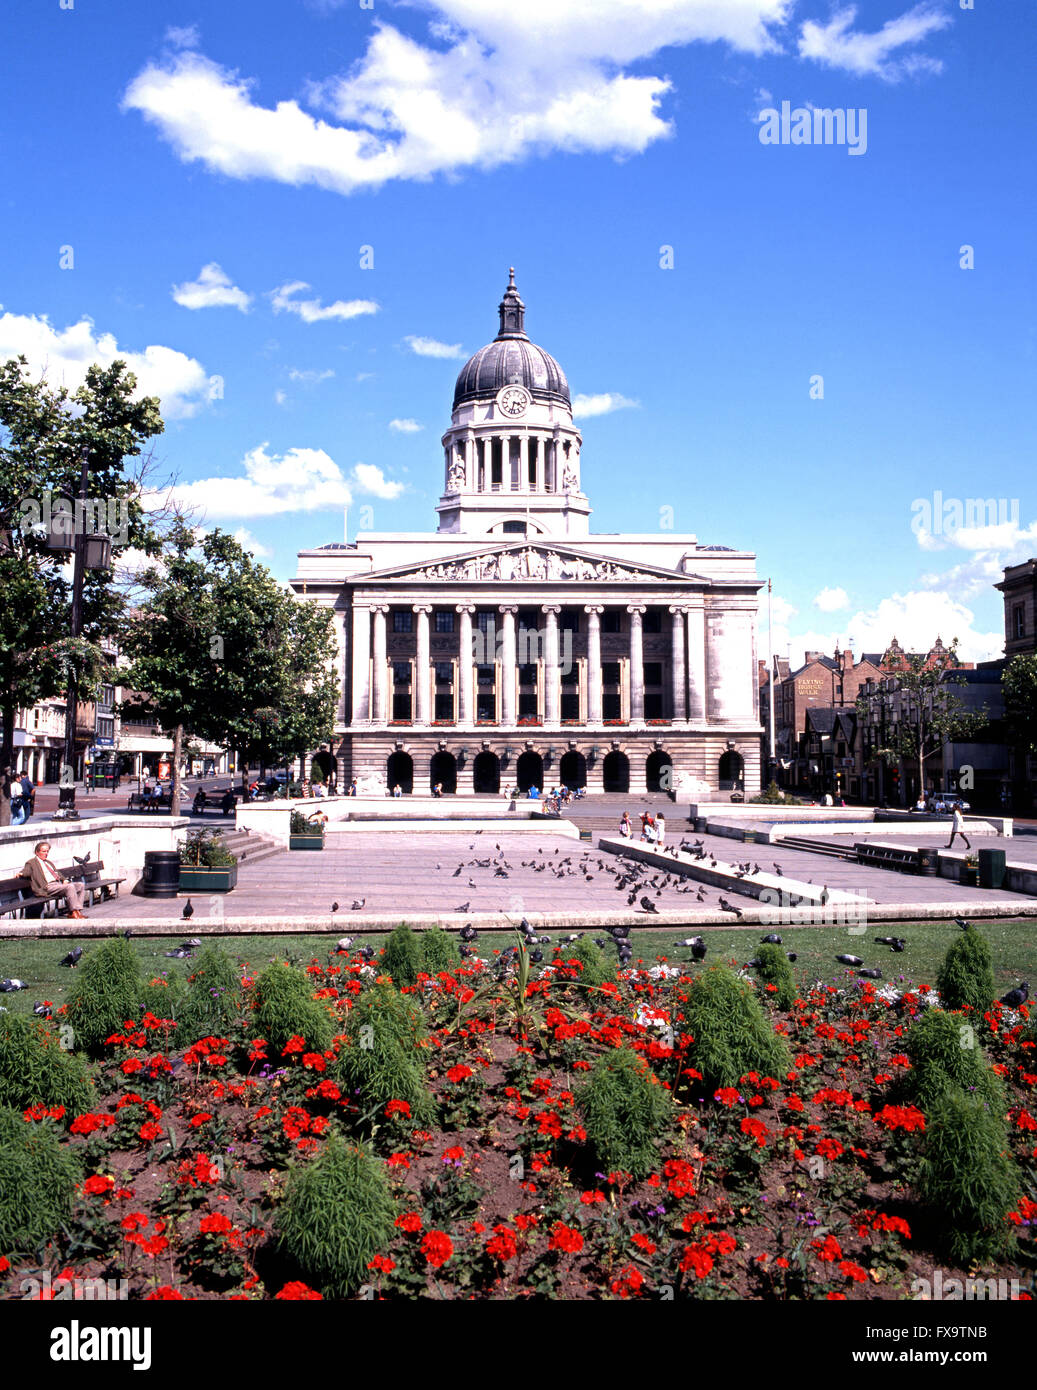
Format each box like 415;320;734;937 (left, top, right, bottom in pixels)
2;0;1034;665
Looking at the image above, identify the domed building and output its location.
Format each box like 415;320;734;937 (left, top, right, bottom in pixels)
292;270;762;798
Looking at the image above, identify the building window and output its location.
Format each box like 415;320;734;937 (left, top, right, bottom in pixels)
561;663;579;685
1014;605;1025;639
97;684;115;711
435;611;455;633
602;692;622;719
477;693;495;721
477;665;495;686
434;693;454;720
518;692;538;718
95;716;115;742
602;662;621;685
602;610;622;634
560;611;580;632
518;664;537;686
642;609;662;634
477;612;496;634
502;520;526;534
393;662;411;686
643;662;662;686
434;662;454;684
393;611;413;633
392;693;412;720
644;693;663;719
561;692;580;720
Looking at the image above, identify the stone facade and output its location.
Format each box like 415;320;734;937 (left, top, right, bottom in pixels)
291;271;763;798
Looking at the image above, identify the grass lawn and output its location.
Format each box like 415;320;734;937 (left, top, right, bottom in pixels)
0;917;1032;1019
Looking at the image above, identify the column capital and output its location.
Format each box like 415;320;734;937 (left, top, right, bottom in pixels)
371;603;390;615
498;604;518;615
668;604;689;617
583;604;604;615
541;604;561;616
626;603;646;616
412;603;433;614
455;603;477;615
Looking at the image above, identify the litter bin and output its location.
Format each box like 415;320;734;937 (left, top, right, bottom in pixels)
141;849;180;898
694;817;708;834
978;847;1006;890
917;847;940;877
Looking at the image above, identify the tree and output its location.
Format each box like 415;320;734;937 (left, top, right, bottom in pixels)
120;522;337;809
0;358;163;819
856;643;988;804
1003;654;1037;754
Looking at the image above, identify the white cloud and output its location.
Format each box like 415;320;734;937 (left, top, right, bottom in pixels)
356;371;375;382
270;280;379;323
571;391;639;418
813;585;849;612
798;4;950;81
232;526;271;557
0;307;212;419
389;417;423;433
404;334;465;360
287;367;336;383
153;443;353;519
351;463;404;499
172;262;252;312
164;24;200;50
274;389;288;406
123;3;797;194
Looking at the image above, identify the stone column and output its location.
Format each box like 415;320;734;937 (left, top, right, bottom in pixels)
543;606;561;724
518;435;528;491
584;604;603;723
669;606;687;722
456;604;475;725
687;601;706;721
413;605;432;725
371;605;389;724
499;605;517;725
350;603;371;724
627;604;646;724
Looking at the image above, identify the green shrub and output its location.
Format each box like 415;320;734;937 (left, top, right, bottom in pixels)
576;1047;673;1178
335;983;434;1125
254;962;333;1054
380;924;422;989
420;927;460;976
917;1088;1018;1265
276;1135;396;1296
752;945;798;1010
0;1106;81;1255
558;936;614;988
65;938;143;1055
176;945;244;1042
749;783;803;805
936;929;996;1013
902;1009;1002;1110
138;971;186;1025
0;1014;95;1116
683;965;793;1091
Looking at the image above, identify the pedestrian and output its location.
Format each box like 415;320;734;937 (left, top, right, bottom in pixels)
619;811;632;838
656;811;666;848
946;801;971;851
393;783;402;798
19;841;87;918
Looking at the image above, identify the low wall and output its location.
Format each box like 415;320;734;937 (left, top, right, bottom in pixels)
235;797;567;847
0;816;190;893
938;848;1037;897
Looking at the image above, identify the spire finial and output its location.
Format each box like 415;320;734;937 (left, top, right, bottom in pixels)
497;268;526;339
508;266;516;286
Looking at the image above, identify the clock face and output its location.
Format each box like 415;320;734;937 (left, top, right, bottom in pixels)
497;385;530;417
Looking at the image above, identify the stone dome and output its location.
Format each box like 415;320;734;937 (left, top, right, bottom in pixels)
452;269;571;411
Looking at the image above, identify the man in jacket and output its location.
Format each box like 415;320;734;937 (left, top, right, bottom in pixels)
20;841;87;918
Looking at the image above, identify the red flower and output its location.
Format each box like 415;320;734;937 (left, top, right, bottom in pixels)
680;1246;714;1278
815;1137;844;1161
873;1104;925;1133
146;1286;184;1300
631;1233;657;1255
367;1254;395;1274
189;1113;212;1128
740;1116;770;1147
385;1100;411;1118
839;1260;868;1283
610;1265;645;1298
395;1212;422;1234
275;1281;323;1299
446;1065;472;1084
714;1087;740;1106
812;1234;843;1263
199;1213;234;1235
138;1122;163;1143
83;1175;115;1196
547;1223;584;1254
441;1146;465;1163
421;1230;453;1268
281;1036;307;1055
485;1225;518;1261
120;1058;143;1075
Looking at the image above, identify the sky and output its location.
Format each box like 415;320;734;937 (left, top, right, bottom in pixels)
2;0;1034;668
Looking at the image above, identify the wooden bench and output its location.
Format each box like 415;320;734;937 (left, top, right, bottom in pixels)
126;792;172;813
854;842;922;874
0;860;126;919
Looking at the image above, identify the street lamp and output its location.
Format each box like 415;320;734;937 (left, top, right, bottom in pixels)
44;457;113;819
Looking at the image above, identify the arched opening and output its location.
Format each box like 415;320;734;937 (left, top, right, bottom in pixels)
646;750;673;794
516;750;544;794
387;751;414;795
719;751;744;792
473;751;500;794
312;750;338;790
429;751;457;795
559;750;587;789
603;750;630;794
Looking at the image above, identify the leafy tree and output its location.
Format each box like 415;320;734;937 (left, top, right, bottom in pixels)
0;358;163;814
856;641;988;804
119;521;337;806
1003;654;1037;801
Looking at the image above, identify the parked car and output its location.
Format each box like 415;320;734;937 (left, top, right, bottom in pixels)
929;793;971;813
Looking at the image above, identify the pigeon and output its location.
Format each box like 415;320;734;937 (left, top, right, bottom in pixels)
954;918;971;932
182;899;194;920
745;957;762;969
335;936;354;953
0;980;28;992
563;932;582;942
331;902;340;913
164;947;191;959
773;864;784;877
179;938;201;950
761;934;783;945
452;866;463;877
875;936;906;953
819;887;830;906
122;929;132;940
59;947;83;968
639;896;659;913
455;902;471;914
858;968;883;980
718;897;743;918
358;946;376;962
836;954;864;967
786;952;798;963
674;937;700;948
351;898;366;911
691;939;707;962
530;950;544;964
459;924;478;942
32;1002;52;1017
610;925;631;940
72;851;92;865
594;937;610;948
999;982;1030;1009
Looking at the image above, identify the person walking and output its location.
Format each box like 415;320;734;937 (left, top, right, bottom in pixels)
946;801;971;851
656;811;666;848
20;841;87;918
619;811;632;838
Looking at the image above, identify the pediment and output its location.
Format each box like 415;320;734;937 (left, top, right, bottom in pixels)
363;542;690;585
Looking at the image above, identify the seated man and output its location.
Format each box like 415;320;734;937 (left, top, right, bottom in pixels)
21;841;87;919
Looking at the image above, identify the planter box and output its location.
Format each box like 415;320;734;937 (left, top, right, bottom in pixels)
959;864;979;887
290;834;325;852
178;864;238;893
